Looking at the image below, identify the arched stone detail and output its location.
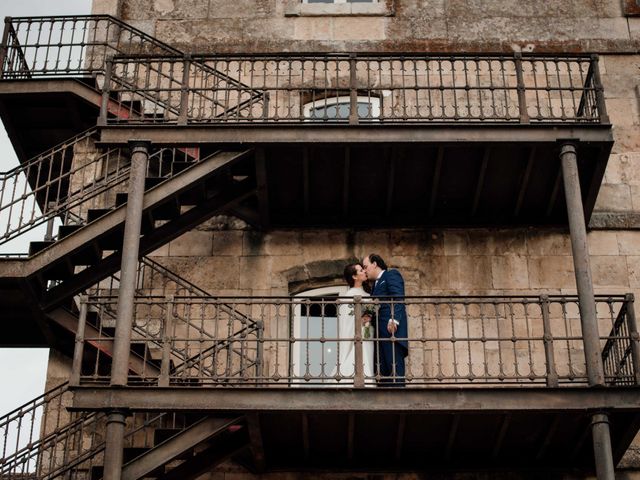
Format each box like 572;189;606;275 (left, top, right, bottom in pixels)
283;257;359;295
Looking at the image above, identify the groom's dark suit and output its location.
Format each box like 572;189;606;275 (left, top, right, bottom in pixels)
371;269;408;386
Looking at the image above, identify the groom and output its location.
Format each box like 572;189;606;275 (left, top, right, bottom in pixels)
362;253;408;387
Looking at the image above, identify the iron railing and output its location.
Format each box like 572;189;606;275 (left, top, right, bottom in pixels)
101;53;608;125
0;130;199;247
0;380;194;480
72;294;638;387
0;15;180;79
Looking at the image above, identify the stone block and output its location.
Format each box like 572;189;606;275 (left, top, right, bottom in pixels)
293;17;331;41
302;231;350;262
587;231;620;256
528;256;575;289
160;256;240;291
467;230;527;256
612;126;640;155
607;98;640;127
590;256;629;288
491;255;529;289
92;0;121;16
417;255;449;290
443;230;469;256
208;0;276;18
354;231;391;258
617;231;640;255
212;231;243;256
447;256;493;291
168;231;212;256
264;231;302;256
239;256;273;290
526;231;571;256
632;185;640;212
628;256;640;288
333;17;386;41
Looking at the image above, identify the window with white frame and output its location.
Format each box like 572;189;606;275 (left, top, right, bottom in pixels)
303;95;380;121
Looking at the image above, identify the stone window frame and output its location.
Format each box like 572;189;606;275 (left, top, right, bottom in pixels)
285;0;395;17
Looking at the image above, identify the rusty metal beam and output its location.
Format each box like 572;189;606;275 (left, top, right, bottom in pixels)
71;387;640;413
513;147;536;217
491;413;511;459
385;147;395;217
395;413;406;461
246;413;266;473
302;413;310;461
255;148;270;229
97;125;614;147
546;167;562;218
342;147;350;220
428;146;444;217
445;414;460;461
303;147;310;217
347;413;355;460
470;147;490;217
535;413;561;460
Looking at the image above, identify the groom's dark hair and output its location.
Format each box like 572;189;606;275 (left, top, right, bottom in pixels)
366;253;388;270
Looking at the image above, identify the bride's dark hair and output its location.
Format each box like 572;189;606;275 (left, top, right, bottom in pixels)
343;263;371;293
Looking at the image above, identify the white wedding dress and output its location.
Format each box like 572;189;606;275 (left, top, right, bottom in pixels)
333;287;375;386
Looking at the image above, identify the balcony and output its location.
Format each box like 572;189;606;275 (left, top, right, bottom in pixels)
66;294;640;471
0;16;613;229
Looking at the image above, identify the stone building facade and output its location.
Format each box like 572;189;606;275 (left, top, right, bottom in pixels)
26;0;640;478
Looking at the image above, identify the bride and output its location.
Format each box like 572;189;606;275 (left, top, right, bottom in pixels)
333;263;375;386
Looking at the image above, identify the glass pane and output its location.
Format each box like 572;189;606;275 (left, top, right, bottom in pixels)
298;314;338;380
309;101;374;119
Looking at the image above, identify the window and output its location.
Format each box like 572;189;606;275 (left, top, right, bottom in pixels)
303;95;380;121
291;286;347;385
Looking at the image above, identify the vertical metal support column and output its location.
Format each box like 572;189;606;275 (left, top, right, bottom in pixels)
69;296;88;387
159;295;174;387
111;140;149;386
178;54;191;126
514;52;529;124
353;296;365;387
348;54;359;126
624;293;640;385
98;56;114;127
256;320;265;384
103;410;127;480
0;17;11;79
560;143;604;386
102;142;149;480
592;413;615;480
590;55;610;125
540;295;559;387
561;142;615;480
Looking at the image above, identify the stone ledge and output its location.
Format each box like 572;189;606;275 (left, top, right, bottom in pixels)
285;0;394;17
589;212;640;230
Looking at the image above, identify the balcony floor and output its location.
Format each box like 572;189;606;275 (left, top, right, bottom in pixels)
72;386;640;472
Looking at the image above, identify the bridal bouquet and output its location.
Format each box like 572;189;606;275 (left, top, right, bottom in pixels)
362;305;376;339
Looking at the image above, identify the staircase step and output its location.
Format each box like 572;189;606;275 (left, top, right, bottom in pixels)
171;161;194;175
41;261;75;281
123;447;151;463
68;243;102;266
150;199;180;221
29;241;55;256
87;208;113;223
115;192;128;207
145;177;165;190
57;224;83;239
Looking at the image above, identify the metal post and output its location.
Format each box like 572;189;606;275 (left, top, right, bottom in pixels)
591;413;615;480
561;142;615;479
624;293;640;385
159;295;174;387
539;295;559;387
353;295;365;387
44;202;56;241
110;141;150;386
348;54;359;125
103;410;127;480
178;54;191;126
560;142;605;387
98;56;114;127
70;296;88;387
256;320;265;383
0;17;12;80
514;52;529;124
590;55;610;124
